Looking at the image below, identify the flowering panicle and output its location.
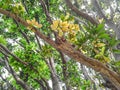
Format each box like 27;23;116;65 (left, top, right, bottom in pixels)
26;18;42;31
51;20;80;42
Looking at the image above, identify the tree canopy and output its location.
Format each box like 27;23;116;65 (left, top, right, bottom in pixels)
0;0;120;90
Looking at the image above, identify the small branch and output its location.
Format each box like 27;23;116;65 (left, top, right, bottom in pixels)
39;0;52;23
48;57;61;90
19;30;30;44
12;39;25;48
59;52;72;90
0;48;9;57
65;0;98;25
35;34;42;50
34;79;47;90
91;0;107;20
91;0;117;38
0;58;5;66
109;3;114;20
14;19;30;44
4;57;31;90
49;57;56;73
45;58;54;75
0;74;16;89
60;52;67;78
0;44;38;73
91;0;116;28
0;44;28;65
73;16;87;25
42;78;51;90
45;0;50;12
21;0;29;14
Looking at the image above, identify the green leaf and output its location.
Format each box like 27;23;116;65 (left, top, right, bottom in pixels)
81;85;87;90
113;49;120;54
101;47;105;54
98;33;110;40
96;23;104;33
109;38;116;46
0;35;7;45
114;61;120;66
95;54;101;58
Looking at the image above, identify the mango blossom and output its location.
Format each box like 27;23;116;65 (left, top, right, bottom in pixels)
59;21;69;32
50;20;60;31
27;18;42;28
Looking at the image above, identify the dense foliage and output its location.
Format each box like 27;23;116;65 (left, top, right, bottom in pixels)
0;0;120;90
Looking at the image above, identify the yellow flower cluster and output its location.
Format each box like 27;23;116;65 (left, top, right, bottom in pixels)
26;18;42;31
92;40;105;48
51;20;79;37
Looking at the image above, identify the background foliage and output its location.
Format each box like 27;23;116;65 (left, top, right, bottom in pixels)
0;0;120;90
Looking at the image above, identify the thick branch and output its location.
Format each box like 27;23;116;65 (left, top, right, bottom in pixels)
65;0;98;25
0;8;120;89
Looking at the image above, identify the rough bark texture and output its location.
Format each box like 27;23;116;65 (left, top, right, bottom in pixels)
0;8;120;89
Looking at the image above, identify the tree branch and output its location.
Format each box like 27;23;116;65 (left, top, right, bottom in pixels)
39;0;52;23
34;79;47;90
64;0;98;25
0;44;38;73
0;74;16;89
91;0;116;30
91;0;107;20
4;57;31;90
14;19;30;44
0;8;120;89
0;44;28;65
35;34;42;50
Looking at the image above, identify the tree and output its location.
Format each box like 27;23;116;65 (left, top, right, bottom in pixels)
0;0;120;90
